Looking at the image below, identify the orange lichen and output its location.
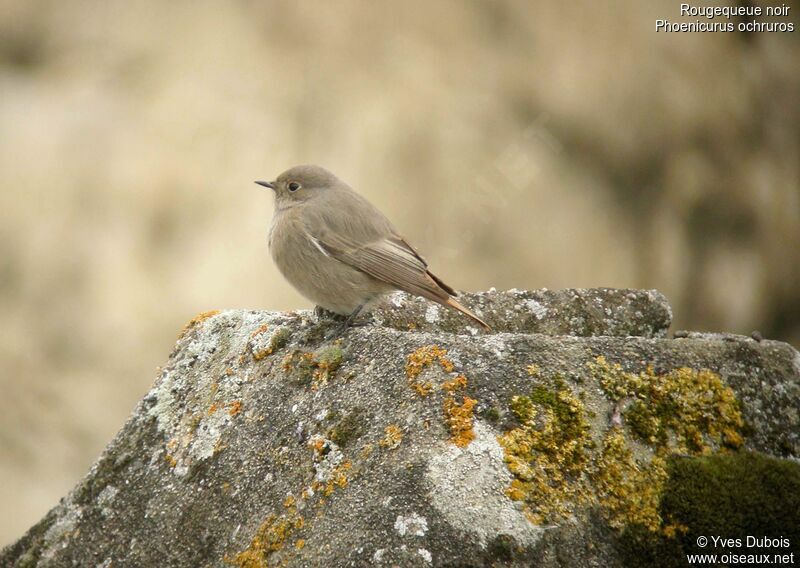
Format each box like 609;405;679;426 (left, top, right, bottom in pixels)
250;324;270;338
233;514;295;567
231;433;358;567
252;349;272;362
410;380;433;397
228;401;243;416
379;424;404;450
308;437;326;453
441;372;476;448
179;310;220;338
321;461;352;496
444;396;477;447
251;326;291;361
165;454;177;468
406;346;478;447
232;494;307;567
209;400;242;417
442;375;468;392
405;345;455;397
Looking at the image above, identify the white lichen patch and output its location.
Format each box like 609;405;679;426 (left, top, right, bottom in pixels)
308;434;344;483
188;410;229;462
97;485;119;517
524;299;548;320
394;512;428;537
480;335;507;359
389;291;408;308
424;304;440;324
418;548;432;563
145;311;292;475
425;420;543;547
41;496;82;560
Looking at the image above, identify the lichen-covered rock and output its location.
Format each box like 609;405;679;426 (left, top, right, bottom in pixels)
2;289;798;568
373;288;672;337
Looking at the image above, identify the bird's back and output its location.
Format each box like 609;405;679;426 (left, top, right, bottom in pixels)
304;184;398;247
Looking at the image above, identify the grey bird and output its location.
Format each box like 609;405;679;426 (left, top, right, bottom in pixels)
256;165;490;330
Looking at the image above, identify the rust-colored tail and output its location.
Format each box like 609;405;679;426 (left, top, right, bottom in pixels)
444;297;491;330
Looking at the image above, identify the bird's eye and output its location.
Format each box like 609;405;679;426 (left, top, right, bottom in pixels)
288;182;301;192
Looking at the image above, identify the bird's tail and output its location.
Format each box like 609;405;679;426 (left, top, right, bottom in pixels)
444;297;491;330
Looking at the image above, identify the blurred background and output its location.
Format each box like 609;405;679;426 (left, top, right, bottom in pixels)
1;0;798;546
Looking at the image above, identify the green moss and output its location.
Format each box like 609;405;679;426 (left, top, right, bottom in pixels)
483;406;501;423
500;359;749;536
251;325;292;361
315;345;343;375
616;452;800;567
527;382;587;444
269;328;291;352
588;356;744;453
281;344;345;388
327;408;366;447
499;381;594;523
486;534;519;562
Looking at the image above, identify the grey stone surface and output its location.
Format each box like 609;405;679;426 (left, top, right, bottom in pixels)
372;288;672;337
2;289;798;568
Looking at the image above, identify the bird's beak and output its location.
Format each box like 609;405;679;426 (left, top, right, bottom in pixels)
255;180;276;190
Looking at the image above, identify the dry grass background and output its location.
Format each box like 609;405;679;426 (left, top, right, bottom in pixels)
1;0;798;546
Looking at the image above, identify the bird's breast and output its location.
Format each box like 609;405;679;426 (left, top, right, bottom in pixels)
267;209;390;314
270;212;313;263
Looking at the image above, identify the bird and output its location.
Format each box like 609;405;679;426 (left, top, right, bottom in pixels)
255;165;489;331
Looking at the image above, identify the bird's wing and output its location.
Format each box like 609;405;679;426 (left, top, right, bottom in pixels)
300;187;487;326
316;233;489;329
391;236;458;296
299;186;449;300
305;197;489;329
315;233;452;303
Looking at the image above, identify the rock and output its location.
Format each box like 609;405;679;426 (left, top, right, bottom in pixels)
373;288;672;337
2;289;798;568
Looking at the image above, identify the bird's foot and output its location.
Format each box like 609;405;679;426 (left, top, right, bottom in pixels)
318;304;367;340
314;305;345;322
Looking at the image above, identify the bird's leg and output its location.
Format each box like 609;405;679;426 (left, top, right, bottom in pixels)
314;305;343;321
322;304;367;340
344;304;365;328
